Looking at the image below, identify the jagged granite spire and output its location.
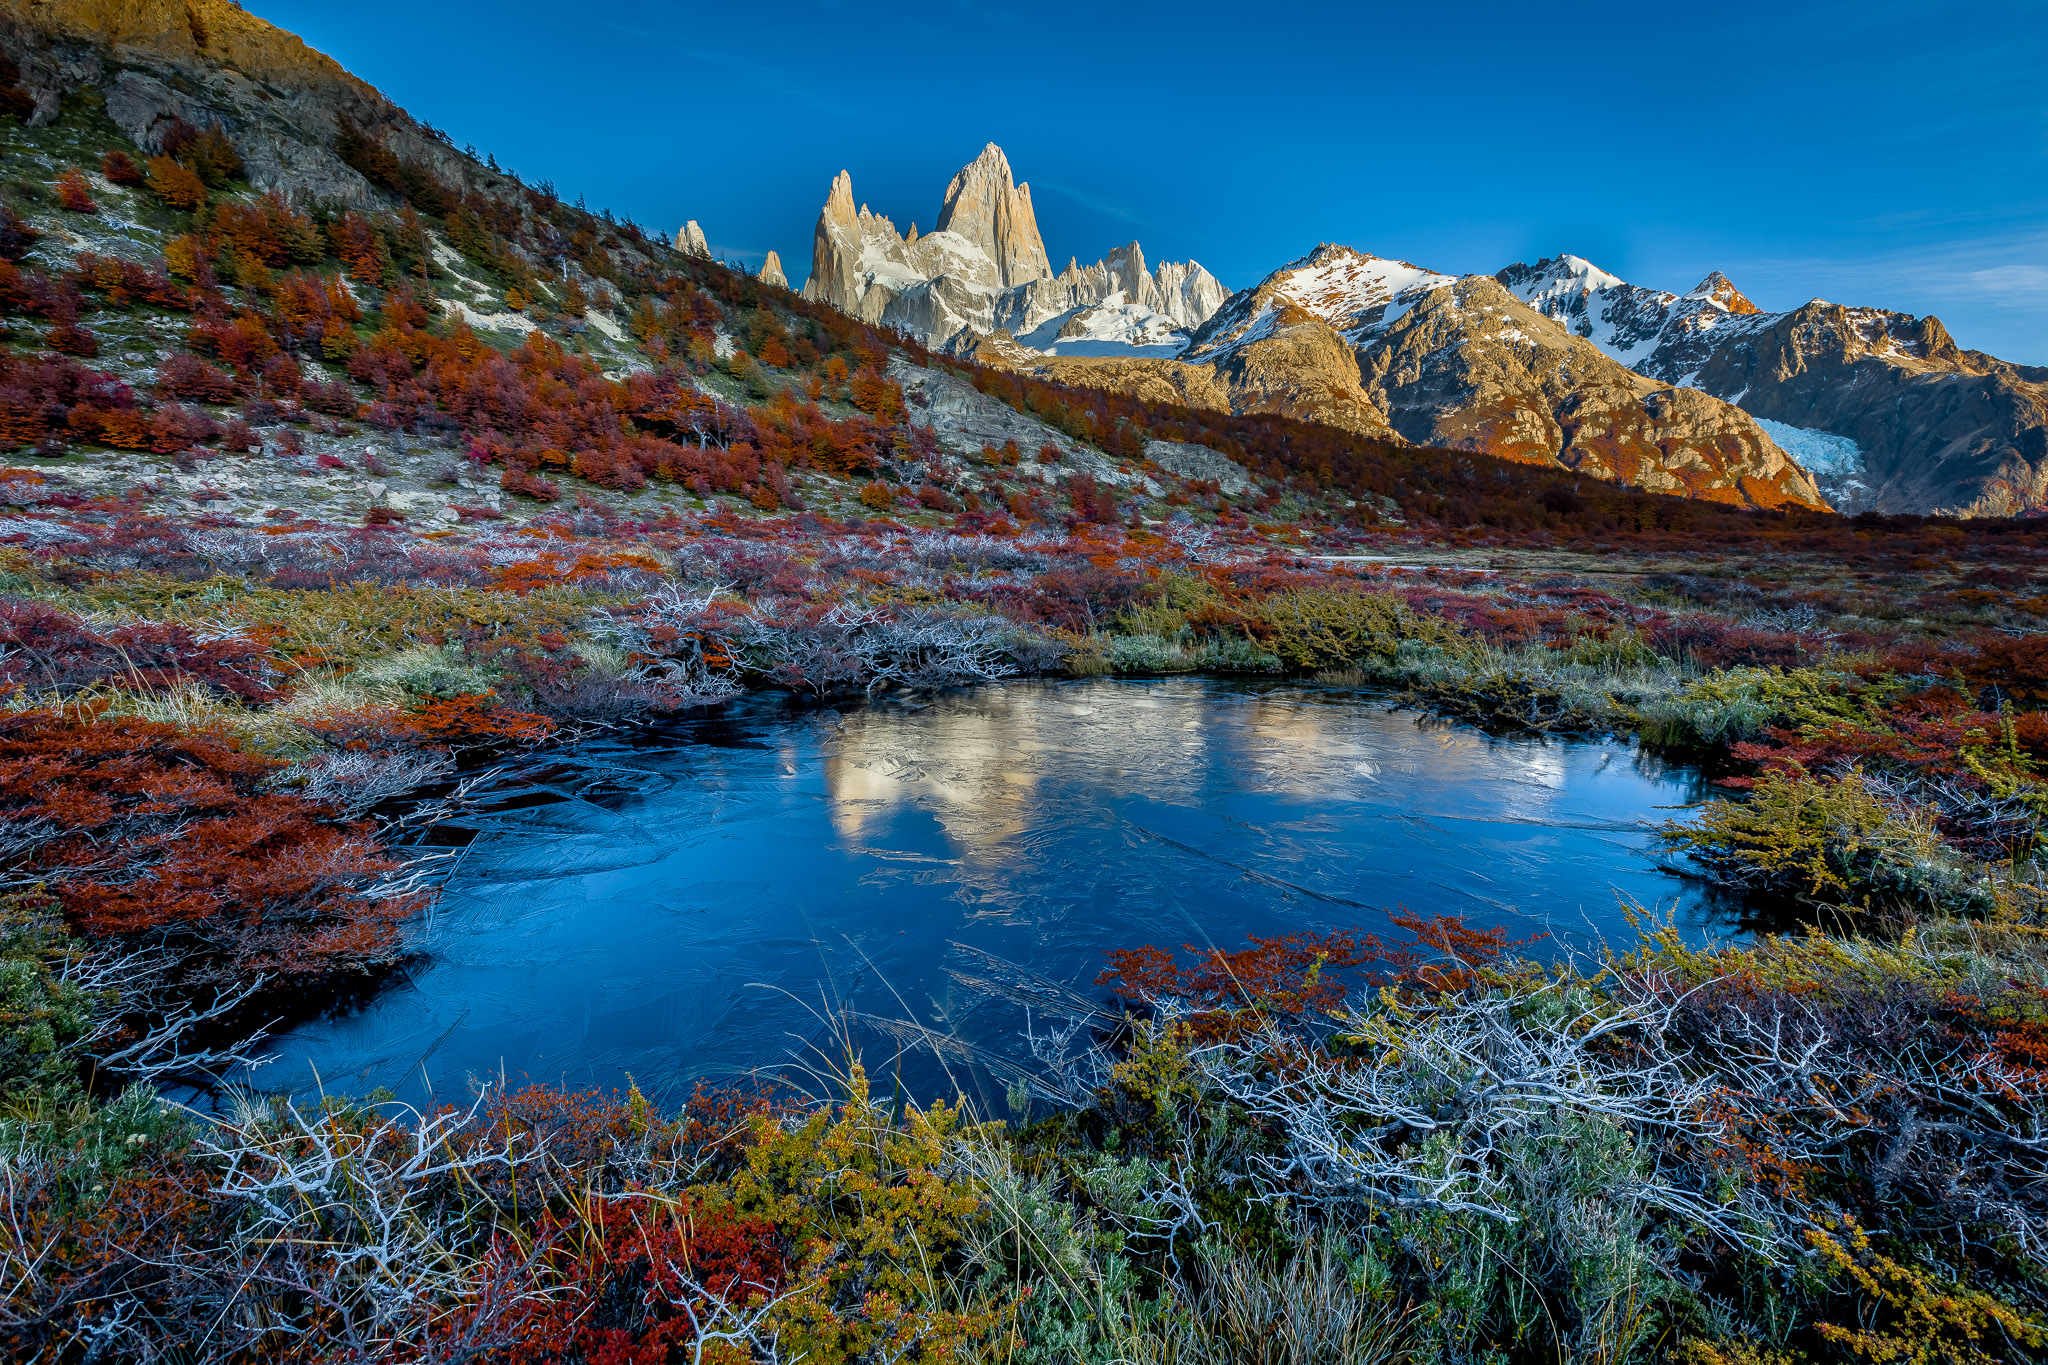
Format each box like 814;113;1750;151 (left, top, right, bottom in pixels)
934;143;1051;288
799;144;1227;350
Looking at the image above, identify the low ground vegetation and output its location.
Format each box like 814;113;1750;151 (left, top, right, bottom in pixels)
1;74;2046;1364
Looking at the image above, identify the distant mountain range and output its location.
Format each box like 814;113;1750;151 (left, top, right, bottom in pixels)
788;146;2048;519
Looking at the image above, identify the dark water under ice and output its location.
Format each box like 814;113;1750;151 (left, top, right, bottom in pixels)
243;679;1734;1109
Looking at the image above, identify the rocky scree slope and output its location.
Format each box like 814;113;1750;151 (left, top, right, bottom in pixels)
802;143;1228;356
1500;253;2048;516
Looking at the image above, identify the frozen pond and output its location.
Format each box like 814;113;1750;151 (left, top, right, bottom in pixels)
245;679;1728;1109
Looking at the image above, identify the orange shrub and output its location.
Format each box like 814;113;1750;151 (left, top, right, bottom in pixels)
144;155;207;211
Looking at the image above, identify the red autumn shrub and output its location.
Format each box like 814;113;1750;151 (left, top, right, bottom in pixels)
1099;913;1527;1025
101;149;146;186
46;307;98;357
144;154;207;211
53;167;96;214
0;202;40;262
157;351;237;403
516;1199;787;1365
158;119;242;187
147;402;220;453
0;352;135;449
207;191;322;268
1962;632;2048;705
0;707;422;980
71;251;190;311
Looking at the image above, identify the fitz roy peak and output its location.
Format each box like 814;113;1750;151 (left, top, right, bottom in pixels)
802;143;1228;356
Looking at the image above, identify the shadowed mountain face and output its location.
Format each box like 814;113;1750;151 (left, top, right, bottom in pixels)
1499;255;2048;517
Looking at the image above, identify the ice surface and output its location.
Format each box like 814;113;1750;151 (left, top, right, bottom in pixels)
237;680;1729;1110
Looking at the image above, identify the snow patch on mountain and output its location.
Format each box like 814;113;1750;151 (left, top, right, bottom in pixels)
1282;252;1454;337
1498;255;1786;385
1016;295;1190;357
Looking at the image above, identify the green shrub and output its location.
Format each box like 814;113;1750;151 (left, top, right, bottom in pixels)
1635;664;1889;750
0;892;95;1105
351;644;498;700
1663;766;1991;916
1256;588;1455;670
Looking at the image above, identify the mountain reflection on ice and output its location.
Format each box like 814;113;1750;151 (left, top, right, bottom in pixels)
241;679;1720;1111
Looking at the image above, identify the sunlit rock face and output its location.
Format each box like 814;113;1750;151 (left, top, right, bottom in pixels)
1498;254;2048;517
801;145;1227;356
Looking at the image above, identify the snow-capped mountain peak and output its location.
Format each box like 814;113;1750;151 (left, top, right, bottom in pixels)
1184;244;1453;361
802;146;1230;355
1683;270;1760;315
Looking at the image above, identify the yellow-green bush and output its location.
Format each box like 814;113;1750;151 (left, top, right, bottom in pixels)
1254;588;1462;671
1636;664;1887;748
1663;766;1984;916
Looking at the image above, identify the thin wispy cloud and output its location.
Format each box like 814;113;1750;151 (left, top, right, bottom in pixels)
1031;181;1143;225
1736;229;2048;309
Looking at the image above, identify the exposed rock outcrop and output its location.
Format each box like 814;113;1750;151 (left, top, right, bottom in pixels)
933;143;1049;289
675;220;711;259
757;249;787;289
883;358;1154;492
6;0;374;99
1143;439;1254;496
0;0;517;211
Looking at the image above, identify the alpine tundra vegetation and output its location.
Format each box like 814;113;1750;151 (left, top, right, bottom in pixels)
0;2;2044;1362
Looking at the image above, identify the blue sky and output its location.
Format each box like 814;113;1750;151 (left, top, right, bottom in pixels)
262;0;2048;362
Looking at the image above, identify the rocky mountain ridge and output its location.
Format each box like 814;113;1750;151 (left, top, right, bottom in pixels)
1;0;501;212
1497;254;2048;516
801;143;1229;357
970;244;1825;511
963;228;2043;518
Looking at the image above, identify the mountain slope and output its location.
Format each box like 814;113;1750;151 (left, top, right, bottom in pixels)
0;0;1862;541
4;0;480;210
1363;278;1819;507
1499;254;2048;515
